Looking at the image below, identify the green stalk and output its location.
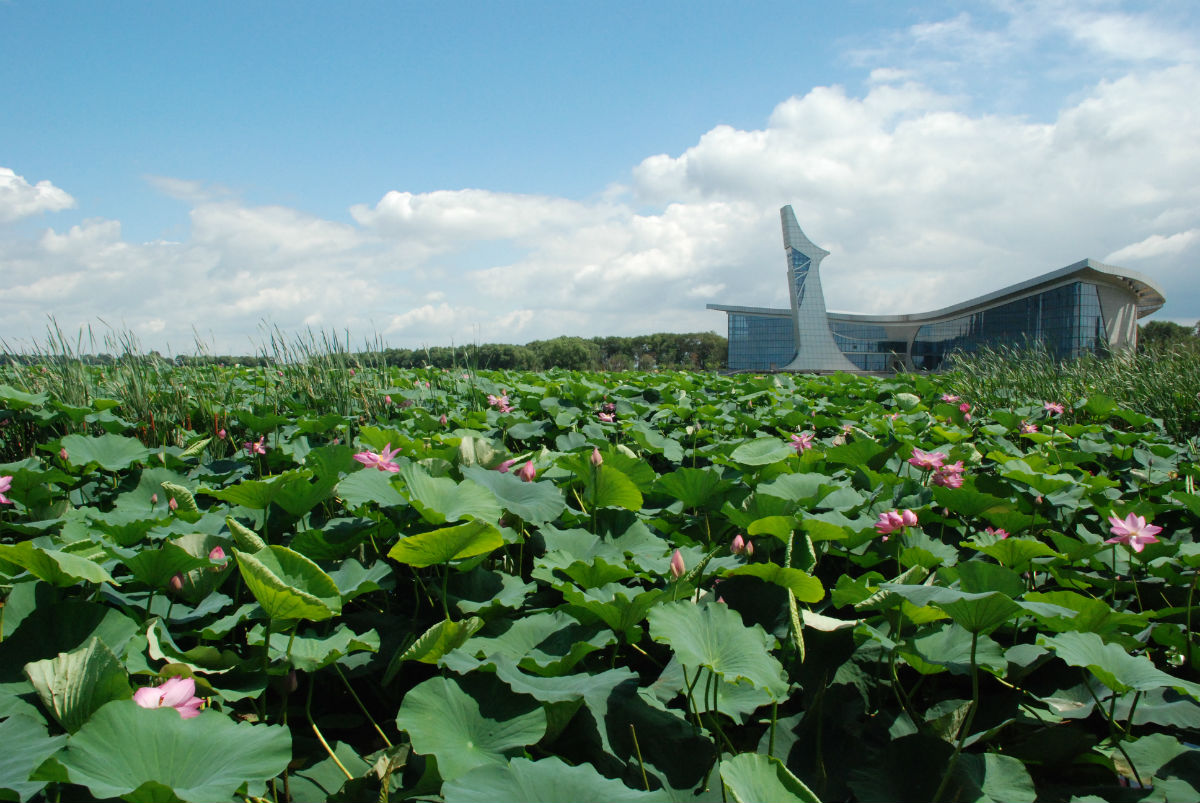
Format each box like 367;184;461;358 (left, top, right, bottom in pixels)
932;629;980;803
333;663;392;747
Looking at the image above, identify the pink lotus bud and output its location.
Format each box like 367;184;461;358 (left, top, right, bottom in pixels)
151;493;159;505
168;497;178;511
439;414;448;426
670;549;685;580
277;370;284;377
517;461;537;482
384;395;392;405
169;573;184;592
731;534;748;555
901;509;918;527
496;458;517;473
209;546;226;561
349;368;355;376
59;447;69;461
590;447;603;467
217;428;226;439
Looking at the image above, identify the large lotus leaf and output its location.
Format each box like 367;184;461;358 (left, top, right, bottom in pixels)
395;675;546;782
0;384;49;411
654;467;731;509
120;543;210;589
966;537;1060;571
337;468;408;509
400;463;501;525
234;545;341;621
461;465;566;523
250;622;379;671
721;752;821;803
756;472;832;503
724;563;824;603
648;656;773;724
647;601;788;698
932;485;1013;518
453;610;613;676
0;601;138;684
954;561;1026;597
325;557;393;603
955;752;1038;803
146;620;243;675
1022;590;1148;638
60;433;151;471
443;651;635;707
57;702;290;802
729;438;794;466
234;409;290;432
203;469;331;515
560;584;664;640
879;584;1020;634
23;638;132;733
1039;631;1200;699
392;617;483;667
583;465;643;512
0;714;66;802
387;520;504;568
0;542;117;588
906;624;1007;675
444;757;671;803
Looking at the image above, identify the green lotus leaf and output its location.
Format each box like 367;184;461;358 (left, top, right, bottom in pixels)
120;542;210;589
0;384;49;411
0;600;139;684
461;465;566;523
1039;631;1200;699
395;675;546;782
387;520;504;568
234;545;341;621
55;702;290;802
23;637;133;733
729;437;794;466
647;601;788;698
654;467;730;509
400;463;501;524
444;756;671;803
251;622;379;672
60;433;151;471
724;562;825;603
965;537;1060;571
560;584;665;641
453;610;613;676
879;583;1021;634
0;542;117;588
337;468;408;509
393;617;483;666
932;485;1012;518
0;714;66;802
584;464;643;511
721;752;821;803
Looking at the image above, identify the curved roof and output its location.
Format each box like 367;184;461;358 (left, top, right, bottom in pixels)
826;259;1166;324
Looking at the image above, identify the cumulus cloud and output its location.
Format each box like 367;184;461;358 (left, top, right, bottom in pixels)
0;168;75;223
1106;230;1200;262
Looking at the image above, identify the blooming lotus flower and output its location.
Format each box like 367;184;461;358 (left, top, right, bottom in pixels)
908;448;947;471
985;527;1010;539
168;497;178;511
901;509;918;527
731;534;753;557
1020;421;1038;434
0;475;13;505
487;393;513;413
245;436;267;456
941;394;960;402
495;458;517;473
597;412;615;423
516;461;537;482
669;549;685;579
932;460;965;488
790;432;815;453
354;443;402;472
1044;401;1065;415
1105;512;1163;553
875;509;917;540
959;402;973;422
133;676;204;719
590;447;603;467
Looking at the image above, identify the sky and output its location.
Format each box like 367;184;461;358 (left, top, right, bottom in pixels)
2;0;1198;356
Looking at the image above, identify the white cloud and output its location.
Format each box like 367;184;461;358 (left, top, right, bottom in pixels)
0;168;75;222
1106;230;1200;262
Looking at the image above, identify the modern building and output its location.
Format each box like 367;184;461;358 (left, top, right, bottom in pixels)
708;206;1166;372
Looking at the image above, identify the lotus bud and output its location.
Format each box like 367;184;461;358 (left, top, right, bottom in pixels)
59;447;69;461
384;395;392;405
169;497;178;511
670;549;685;580
590;447;603;467
151;493;159;505
901;509;918;527
169;573;184;592
517;461;537;482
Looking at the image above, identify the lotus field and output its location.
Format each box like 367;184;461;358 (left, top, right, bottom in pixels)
2;364;1199;802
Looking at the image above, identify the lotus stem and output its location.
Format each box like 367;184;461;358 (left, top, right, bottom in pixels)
629;723;650;791
307;677;354;781
334;663;392;747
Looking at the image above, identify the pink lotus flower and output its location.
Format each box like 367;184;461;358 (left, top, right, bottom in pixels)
354;443;402;472
133;676;204;719
244;436;267;456
1044;401;1065;415
209;546;227;563
941;394;960;402
985;527;1010;539
150;493;158;505
597;412;615;423
669;549;685;579
0;475;13;505
168;573;185;591
1020;422;1038;434
875;509;917;540
790;432;815;453
495;458;517;473
349;368;356;377
487;393;513;413
59;447;69;461
168;497;178;511
217;428;226;439
908;448;947;471
1105;512;1163;553
932;469;964;488
590;447;603;467
439;414;448;426
384;395;392;405
959;402;973;422
516;461;537;482
731;534;753;557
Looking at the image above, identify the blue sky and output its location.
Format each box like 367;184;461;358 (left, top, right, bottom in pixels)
3;1;1198;354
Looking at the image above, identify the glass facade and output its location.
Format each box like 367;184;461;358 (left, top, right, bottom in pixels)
790;249;810;309
828;322;909;372
727;313;795;370
910;282;1107;370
